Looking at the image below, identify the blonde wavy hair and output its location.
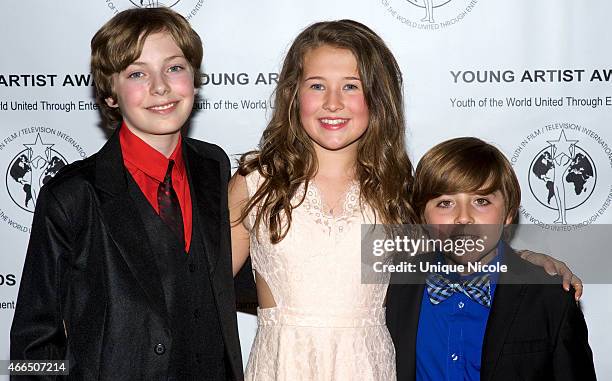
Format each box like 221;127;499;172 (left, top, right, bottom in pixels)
237;19;415;243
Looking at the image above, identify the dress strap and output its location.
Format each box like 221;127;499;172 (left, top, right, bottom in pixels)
243;170;264;231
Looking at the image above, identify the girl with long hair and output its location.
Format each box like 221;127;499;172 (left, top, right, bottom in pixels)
230;19;409;380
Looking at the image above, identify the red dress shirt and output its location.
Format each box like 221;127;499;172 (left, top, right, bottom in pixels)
119;123;192;252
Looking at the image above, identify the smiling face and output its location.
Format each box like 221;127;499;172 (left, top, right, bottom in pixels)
298;45;369;156
424;190;512;267
106;32;195;147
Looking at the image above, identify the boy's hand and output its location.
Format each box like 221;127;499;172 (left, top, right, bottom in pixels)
518;250;583;301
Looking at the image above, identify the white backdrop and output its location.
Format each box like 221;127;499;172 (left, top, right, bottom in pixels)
1;1;610;378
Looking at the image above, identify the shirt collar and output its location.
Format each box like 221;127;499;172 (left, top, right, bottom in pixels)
119;122;186;183
434;242;504;285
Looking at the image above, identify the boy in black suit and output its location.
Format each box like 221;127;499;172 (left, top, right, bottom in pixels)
11;8;244;380
386;137;596;381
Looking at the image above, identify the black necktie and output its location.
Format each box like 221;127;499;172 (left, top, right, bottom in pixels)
158;160;185;249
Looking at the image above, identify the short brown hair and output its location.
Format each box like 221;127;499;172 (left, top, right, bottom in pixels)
91;7;203;126
411;137;521;224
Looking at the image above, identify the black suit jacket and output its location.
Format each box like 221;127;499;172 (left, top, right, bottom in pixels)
10;129;244;380
386;248;596;381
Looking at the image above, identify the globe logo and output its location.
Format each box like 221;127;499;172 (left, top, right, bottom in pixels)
405;0;453;23
5;133;67;213
528;130;596;224
130;0;181;8
103;0;205;20
406;0;452;6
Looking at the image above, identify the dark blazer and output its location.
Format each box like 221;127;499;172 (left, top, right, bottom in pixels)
386;248;596;381
10;129;244;380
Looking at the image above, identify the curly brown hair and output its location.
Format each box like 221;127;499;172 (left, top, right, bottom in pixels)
237;19;416;243
90;7;203;127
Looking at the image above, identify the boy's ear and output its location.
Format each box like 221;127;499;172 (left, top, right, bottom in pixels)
105;97;119;108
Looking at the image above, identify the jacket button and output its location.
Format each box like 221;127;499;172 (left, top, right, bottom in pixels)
189;264;196;272
154;343;166;355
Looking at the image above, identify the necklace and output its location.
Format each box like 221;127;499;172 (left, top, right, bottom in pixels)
312;179;356;217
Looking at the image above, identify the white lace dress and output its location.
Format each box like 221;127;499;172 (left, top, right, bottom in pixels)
244;171;396;381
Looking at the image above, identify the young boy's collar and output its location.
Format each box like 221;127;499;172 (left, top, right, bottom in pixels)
119;122;185;182
432;242;505;284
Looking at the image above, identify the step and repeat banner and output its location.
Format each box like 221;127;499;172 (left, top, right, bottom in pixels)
1;0;611;378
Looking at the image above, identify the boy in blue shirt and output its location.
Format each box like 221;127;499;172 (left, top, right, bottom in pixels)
386;137;596;381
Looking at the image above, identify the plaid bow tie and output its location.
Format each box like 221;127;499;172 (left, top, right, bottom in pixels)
426;273;492;308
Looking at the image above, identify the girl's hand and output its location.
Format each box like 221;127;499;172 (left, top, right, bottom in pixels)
519;250;583;301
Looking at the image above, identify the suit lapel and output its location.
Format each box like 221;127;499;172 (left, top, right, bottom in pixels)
388;255;429;381
481;247;529;381
399;283;425;381
184;142;221;276
95;129;168;320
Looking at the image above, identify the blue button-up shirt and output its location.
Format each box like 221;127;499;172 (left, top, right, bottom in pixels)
416;247;504;381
